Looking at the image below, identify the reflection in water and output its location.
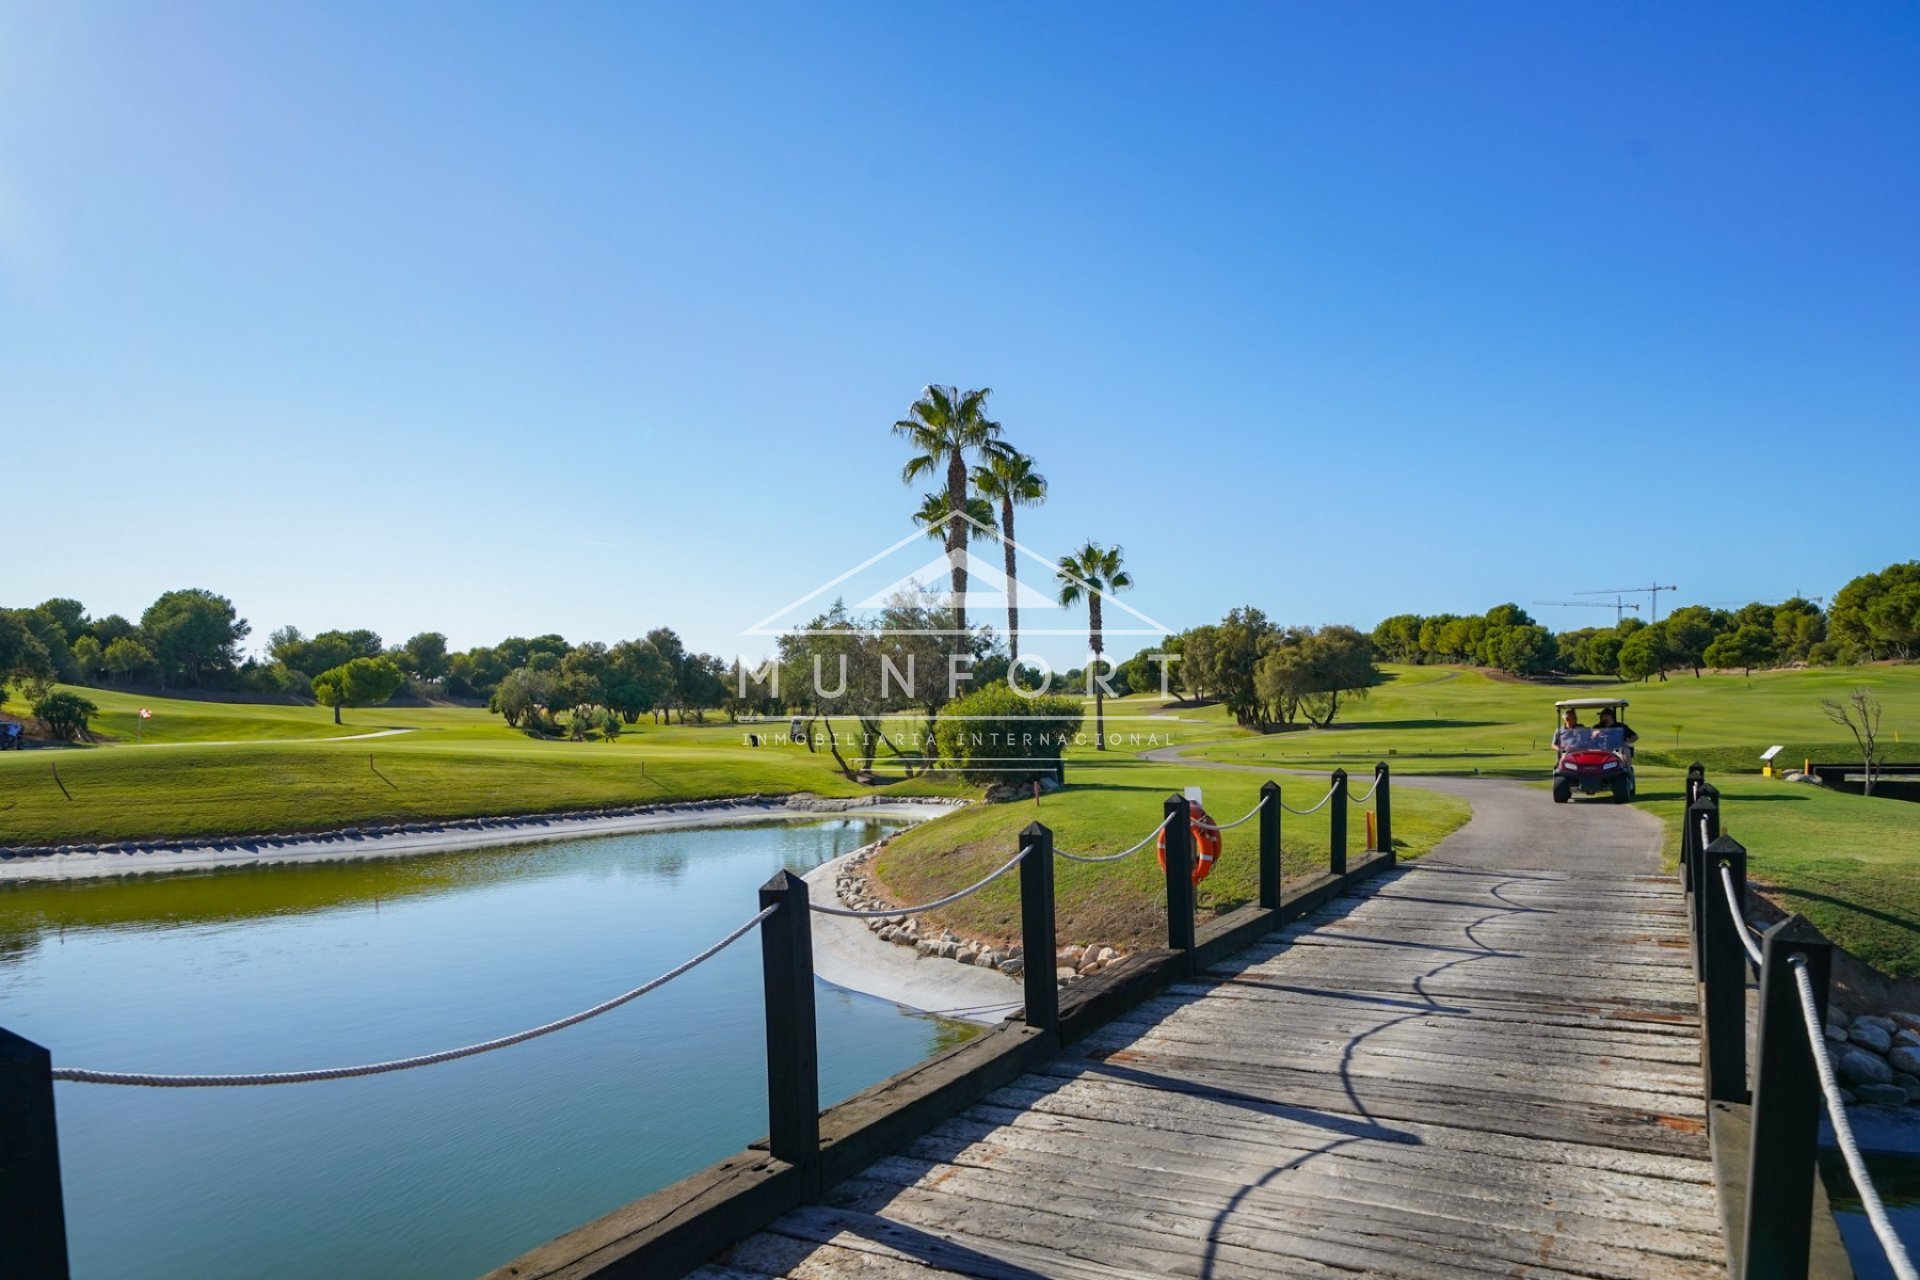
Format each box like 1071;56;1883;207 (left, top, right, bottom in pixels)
1821;1148;1920;1279
2;817;978;1280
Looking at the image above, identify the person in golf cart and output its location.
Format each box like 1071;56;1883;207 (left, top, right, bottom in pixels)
1595;705;1637;745
1550;697;1637;802
1552;706;1585;752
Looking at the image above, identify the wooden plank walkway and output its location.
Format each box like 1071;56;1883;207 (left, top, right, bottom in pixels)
704;852;1723;1280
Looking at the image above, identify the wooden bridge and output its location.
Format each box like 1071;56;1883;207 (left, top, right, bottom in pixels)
8;768;1878;1280
694;780;1726;1280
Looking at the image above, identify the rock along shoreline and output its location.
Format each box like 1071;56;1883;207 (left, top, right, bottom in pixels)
0;794;969;882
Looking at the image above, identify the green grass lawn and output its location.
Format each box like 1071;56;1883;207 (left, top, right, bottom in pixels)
874;755;1470;952
5;666;1916;980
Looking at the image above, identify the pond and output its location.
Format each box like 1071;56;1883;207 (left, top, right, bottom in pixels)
0;817;971;1280
1822;1147;1920;1278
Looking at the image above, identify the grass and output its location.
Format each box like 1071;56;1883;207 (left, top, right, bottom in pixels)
873;756;1470;952
5;664;1917;979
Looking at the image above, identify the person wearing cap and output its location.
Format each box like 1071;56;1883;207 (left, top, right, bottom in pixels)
1596;705;1637;746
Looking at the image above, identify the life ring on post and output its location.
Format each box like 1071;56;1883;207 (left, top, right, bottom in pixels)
1156;803;1223;886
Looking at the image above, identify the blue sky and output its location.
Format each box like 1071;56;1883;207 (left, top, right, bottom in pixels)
3;2;1915;666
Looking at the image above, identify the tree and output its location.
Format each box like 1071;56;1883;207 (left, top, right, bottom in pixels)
35;598;88;643
913;491;997;542
1703;625;1778;676
1659;607;1719;678
88;614;136;648
103;636;155;685
1617;627;1669;682
489;667;557;731
1055;542;1133;750
893;385;1004;639
1772;598;1827;664
0;609;55;698
70;634;105;682
310;656;404;725
1208;606;1280;728
607;639;671;724
33;690;98;741
934;683;1082;784
1491;624;1558;676
971;449;1047;667
401;632;451;683
1370;615;1423;664
1831;562;1920;659
141;588;249;687
1823;689;1886;796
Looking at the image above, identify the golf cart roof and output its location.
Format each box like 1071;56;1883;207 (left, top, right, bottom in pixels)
1555;697;1630;710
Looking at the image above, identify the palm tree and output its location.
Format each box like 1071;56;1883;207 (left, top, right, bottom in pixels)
892;386;1003;637
972;449;1047;669
1055;542;1133;750
913;491;998;544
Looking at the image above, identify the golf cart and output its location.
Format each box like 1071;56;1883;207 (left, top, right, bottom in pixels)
1551;697;1635;804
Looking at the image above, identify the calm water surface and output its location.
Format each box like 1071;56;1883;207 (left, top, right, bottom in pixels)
0;818;971;1280
1823;1149;1920;1279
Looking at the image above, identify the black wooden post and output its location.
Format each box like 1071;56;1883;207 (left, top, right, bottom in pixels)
1258;781;1282;911
1742;915;1833;1280
1701;835;1751;1104
1681;763;1705;878
1687;786;1721;973
1374;763;1392;857
1163;794;1195;955
1329;769;1349;877
1019;822;1058;1035
0;1028;69;1280
758;870;819;1168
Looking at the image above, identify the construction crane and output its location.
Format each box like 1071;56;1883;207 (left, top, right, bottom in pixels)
1579;584;1679;621
1533;599;1642;626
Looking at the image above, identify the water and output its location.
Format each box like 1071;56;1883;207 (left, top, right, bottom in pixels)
0;818;972;1280
1821;1148;1920;1278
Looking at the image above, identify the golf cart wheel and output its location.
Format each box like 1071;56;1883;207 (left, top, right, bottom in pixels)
1611;777;1632;804
1552;776;1572;804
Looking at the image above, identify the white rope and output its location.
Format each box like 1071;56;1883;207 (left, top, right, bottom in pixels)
51;905;780;1087
1194;793;1270;832
1791;957;1920;1280
811;847;1029;916
1056;812;1176;863
1718;864;1766;967
1346;775;1381;805
1279;786;1338;817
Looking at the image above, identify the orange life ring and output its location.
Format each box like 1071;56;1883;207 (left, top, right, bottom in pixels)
1156;804;1223;886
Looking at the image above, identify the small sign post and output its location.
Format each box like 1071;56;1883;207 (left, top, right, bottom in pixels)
137;707;152;742
1760;745;1784;778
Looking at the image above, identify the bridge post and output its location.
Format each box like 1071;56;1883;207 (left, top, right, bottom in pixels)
1681;763;1706;878
0;1028;69;1280
1258;781;1282;911
1163;794;1195;958
1019;822;1058;1035
1741;915;1832;1280
1686;786;1721;975
1373;763;1392;857
758;870;819;1171
1329;770;1348;876
1701;836;1751;1104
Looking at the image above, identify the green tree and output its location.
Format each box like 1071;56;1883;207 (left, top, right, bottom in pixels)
1618;626;1669;682
1491;624;1558;676
893;385;1004;639
311;656;404;724
70;634;105;682
489;666;557;731
1703;624;1777;676
141;588;250;687
1370;614;1423;663
33;689;98;741
103;636;154;685
971;448;1047;668
400;632;451;683
934;683;1082;783
1830;562;1920;658
607;639;671;724
1661;606;1719;678
1055;541;1133;750
1771;598;1827;663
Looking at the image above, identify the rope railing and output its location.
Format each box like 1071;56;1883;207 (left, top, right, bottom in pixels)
1717;863;1766;968
1791;957;1920;1280
1193;793;1269;832
809;847;1030;916
49;904;780;1088
1277;785;1338;817
1055;812;1175;863
1346;775;1381;805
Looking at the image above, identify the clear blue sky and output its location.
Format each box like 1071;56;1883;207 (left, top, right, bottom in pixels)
3;2;1916;665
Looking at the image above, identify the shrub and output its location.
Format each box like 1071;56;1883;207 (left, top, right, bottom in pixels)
934;682;1083;784
34;690;98;741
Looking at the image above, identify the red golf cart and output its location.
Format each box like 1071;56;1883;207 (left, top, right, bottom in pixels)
1551;697;1635;804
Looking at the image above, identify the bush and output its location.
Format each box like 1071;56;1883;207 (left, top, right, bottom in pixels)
34;690;98;741
934;683;1083;784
